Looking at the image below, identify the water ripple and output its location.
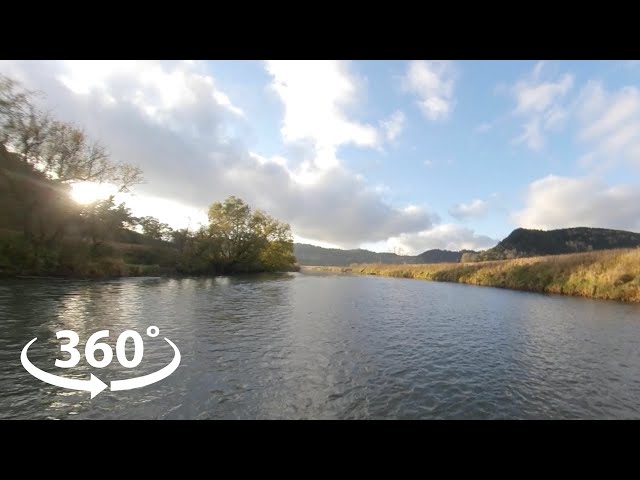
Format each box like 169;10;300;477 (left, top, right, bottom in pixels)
1;273;640;419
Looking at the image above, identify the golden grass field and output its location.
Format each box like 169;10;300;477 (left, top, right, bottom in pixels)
302;248;640;303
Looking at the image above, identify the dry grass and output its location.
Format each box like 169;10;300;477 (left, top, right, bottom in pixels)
302;248;640;303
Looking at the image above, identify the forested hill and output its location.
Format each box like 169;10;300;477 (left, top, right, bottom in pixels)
464;227;640;262
415;249;468;263
293;243;473;266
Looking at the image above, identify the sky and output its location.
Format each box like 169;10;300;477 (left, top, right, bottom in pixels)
2;60;640;255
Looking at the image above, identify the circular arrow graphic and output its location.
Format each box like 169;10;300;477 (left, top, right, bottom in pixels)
110;338;180;392
21;338;108;398
21;336;181;398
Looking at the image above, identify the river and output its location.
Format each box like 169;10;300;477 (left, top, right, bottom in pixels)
1;272;639;419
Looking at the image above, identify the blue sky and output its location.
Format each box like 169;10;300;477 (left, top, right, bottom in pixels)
3;60;640;254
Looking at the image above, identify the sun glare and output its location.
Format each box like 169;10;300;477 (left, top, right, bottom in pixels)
70;182;118;204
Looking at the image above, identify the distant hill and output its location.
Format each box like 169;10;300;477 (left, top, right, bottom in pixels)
416;249;468;263
293;243;474;266
465;227;640;262
294;244;408;266
296;227;640;266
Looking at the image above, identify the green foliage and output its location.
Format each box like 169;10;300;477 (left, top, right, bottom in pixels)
174;196;297;275
120;243;179;268
259;240;297;272
79;196;136;247
137;216;173;241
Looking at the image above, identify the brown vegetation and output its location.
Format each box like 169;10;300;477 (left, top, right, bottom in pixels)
303;248;640;303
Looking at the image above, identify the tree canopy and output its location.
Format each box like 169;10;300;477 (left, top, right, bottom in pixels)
1;75;143;190
177;196;296;274
0;74;144;246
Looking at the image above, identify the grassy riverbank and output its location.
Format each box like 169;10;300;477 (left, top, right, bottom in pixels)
303;248;640;303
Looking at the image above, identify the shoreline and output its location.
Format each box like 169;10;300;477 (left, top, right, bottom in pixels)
1;267;300;281
301;248;640;304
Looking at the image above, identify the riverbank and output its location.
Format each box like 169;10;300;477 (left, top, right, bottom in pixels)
303;248;640;303
0;234;300;279
0;261;168;279
1;261;301;279
1;263;300;279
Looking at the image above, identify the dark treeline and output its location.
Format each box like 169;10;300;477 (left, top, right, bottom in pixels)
0;74;297;277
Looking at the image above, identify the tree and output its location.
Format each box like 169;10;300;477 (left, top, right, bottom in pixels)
259;240;296;271
204;196;296;273
251;208;295;271
0;75;37;146
170;228;191;253
1;75;143;191
138;216;173;241
460;252;480;263
207;196;256;269
0;74;144;245
79;196;136;248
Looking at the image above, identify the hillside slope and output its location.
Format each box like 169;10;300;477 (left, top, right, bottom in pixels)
466;227;640;262
293;243;473;266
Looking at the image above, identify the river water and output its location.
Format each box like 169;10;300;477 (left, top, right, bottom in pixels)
1;272;639;419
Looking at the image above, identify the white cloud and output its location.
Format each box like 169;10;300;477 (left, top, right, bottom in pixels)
381;110;405;141
264;60;379;171
59;60;245;121
511;61;574;151
0;60;436;247
249;152;288;168
578;84;640;140
403;60;456;121
423;159;433;167
449;198;489;220
388;224;499;255
118;192;209;230
513;71;573;114
575;81;640;169
513;175;640;231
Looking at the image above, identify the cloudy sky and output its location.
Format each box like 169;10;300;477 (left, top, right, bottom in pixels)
2;60;640;254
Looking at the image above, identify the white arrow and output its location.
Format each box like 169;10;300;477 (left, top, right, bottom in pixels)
110;338;181;392
21;338;108;399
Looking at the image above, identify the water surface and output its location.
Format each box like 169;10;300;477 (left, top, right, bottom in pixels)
1;272;639;419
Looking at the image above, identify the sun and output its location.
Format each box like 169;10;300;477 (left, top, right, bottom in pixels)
70;182;118;204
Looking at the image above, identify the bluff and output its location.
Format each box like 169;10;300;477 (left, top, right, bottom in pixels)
463;227;640;262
